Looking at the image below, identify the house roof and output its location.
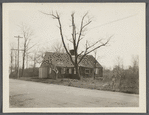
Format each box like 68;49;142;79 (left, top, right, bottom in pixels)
40;52;102;68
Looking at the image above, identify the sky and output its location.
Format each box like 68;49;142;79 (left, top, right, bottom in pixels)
7;3;145;69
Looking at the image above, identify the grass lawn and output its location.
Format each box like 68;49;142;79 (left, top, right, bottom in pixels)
12;77;118;92
10;76;138;94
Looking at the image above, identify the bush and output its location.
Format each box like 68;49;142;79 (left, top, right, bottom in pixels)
102;66;139;94
119;69;139;94
9;68;39;78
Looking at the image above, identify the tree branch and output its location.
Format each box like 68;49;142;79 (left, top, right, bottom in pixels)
76;12;91;50
86;36;112;55
78;35;113;64
82;20;92;29
67;38;73;43
86;39;102;50
26;43;38;52
39;11;59;19
77;51;84;58
42;11;75;65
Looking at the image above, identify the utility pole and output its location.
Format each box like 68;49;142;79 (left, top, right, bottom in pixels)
14;35;23;78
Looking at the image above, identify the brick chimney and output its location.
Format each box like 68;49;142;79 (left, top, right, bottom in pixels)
70;49;75;55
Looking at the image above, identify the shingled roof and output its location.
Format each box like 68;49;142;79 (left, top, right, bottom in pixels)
40;52;102;68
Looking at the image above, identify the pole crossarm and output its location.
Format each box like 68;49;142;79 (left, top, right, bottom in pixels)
14;35;23;39
11;49;24;51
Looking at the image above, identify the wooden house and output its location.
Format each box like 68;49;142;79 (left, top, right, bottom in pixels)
39;52;103;79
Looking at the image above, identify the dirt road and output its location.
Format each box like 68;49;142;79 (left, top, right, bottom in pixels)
9;79;139;107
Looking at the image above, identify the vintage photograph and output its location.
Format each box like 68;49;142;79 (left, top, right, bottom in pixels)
3;3;146;113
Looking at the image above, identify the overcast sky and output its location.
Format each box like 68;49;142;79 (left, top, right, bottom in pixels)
7;3;145;68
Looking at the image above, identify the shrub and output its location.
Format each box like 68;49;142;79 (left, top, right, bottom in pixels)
9;68;39;78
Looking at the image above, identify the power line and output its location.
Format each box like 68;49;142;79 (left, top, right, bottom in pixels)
89;13;138;30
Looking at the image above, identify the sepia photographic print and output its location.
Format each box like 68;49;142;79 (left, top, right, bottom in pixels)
3;3;146;113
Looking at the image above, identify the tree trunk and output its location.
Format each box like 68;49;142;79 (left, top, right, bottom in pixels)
21;51;26;77
33;65;35;77
119;75;122;91
15;54;17;71
75;65;81;80
94;69;96;80
33;58;36;77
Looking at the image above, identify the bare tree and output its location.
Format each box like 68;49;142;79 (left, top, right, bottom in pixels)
29;50;41;76
131;55;139;73
30;47;48;68
37;47;48;63
52;42;65;53
10;43;17;74
19;23;34;77
93;50;99;79
113;56;124;90
41;11;112;80
130;55;139;91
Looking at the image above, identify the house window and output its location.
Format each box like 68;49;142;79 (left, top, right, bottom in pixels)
74;68;76;74
85;69;90;74
69;68;72;74
95;68;98;74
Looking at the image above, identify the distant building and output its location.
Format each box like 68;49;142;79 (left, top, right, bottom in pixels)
39;51;103;79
